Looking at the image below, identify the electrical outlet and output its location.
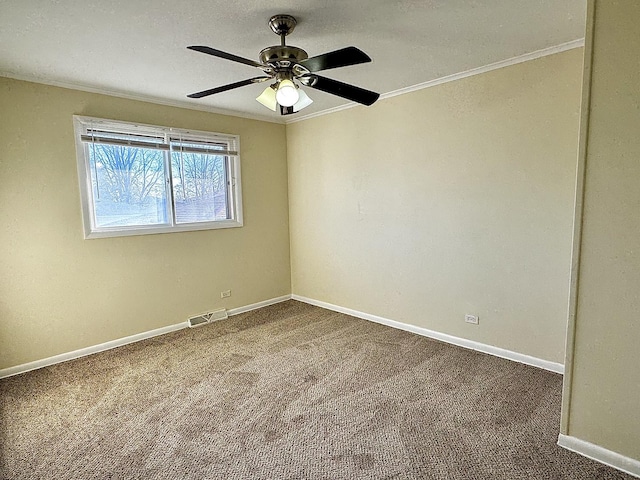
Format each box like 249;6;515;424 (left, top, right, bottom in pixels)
221;290;231;298
465;314;479;325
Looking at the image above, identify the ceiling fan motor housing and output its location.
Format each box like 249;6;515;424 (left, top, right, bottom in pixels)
261;15;309;68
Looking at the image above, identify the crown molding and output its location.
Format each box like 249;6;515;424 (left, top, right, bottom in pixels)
1;38;584;126
287;38;585;124
0;72;285;125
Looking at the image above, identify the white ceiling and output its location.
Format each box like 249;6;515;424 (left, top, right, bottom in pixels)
0;1;586;123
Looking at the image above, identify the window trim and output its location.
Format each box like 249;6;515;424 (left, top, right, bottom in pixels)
73;116;243;239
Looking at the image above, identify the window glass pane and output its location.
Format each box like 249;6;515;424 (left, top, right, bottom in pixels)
171;144;229;224
74;116;242;238
88;144;168;227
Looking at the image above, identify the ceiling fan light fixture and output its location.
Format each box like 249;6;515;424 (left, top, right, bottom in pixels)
187;14;380;112
293;89;313;112
275;79;299;107
256;85;277;111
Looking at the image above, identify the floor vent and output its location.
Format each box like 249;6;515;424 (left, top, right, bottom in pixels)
188;308;228;328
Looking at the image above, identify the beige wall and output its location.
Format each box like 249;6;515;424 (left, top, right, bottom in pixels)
0;49;586;372
0;78;291;369
287;48;583;364
561;0;640;460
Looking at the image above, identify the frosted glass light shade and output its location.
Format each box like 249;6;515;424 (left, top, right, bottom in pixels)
256;86;277;111
293;89;313;112
275;79;299;107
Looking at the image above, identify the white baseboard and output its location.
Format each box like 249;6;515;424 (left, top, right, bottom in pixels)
2;293;562;378
227;295;291;316
558;434;640;478
291;294;564;374
0;295;292;379
0;322;188;379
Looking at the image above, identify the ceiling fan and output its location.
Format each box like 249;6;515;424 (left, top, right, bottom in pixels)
187;14;380;115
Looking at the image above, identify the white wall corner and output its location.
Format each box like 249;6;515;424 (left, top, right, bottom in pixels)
291;294;564;374
558;434;640;478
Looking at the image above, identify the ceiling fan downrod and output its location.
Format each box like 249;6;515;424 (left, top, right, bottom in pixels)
259;15;308;65
268;14;297;46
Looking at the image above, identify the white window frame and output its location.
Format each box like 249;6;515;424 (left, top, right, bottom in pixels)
73;116;243;239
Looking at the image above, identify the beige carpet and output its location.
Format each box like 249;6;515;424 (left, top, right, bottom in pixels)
0;300;632;479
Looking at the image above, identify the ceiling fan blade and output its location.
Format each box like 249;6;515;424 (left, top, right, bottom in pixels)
187;45;265;69
188;76;271;99
304;75;380;106
299;47;371;72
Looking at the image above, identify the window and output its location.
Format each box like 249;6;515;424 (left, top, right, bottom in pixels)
73;116;242;238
